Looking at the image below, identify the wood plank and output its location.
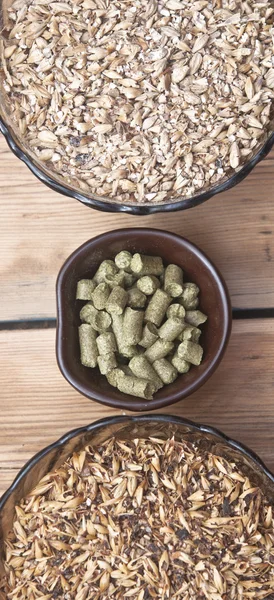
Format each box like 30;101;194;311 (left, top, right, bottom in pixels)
0;320;273;497
0;135;274;319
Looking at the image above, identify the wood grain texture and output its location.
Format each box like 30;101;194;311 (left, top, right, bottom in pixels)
0;320;273;496
0;135;273;319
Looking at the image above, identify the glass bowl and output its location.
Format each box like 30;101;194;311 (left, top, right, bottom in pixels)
1;414;274;593
1;0;274;215
56;228;231;411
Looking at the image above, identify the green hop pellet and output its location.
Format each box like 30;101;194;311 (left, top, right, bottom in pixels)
178;325;201;343
153;358;178;385
129;356;163;391
139;323;159;348
106;368;126;388
131;253;164;277
104;271;125;289
190;327;202;342
106;286;128;315
171;352;190;374
116;374;156;399
166;303;185;320
185;310;207;327
123;307;144;345
184;298;199;310
107;366;136;387
80;304;111;331
96;332;117;355
115;250;132;270
97;352;117;375
97;311;112;331
127;287;147;309
80;302;97;324
76;279;96;300
177;340;203;366
145;339;174;363
178;326;193;342
94;260;118;284
94;311;112;332
92;283;110;310
145;289;172;327
137;275;160;295
112;314;139;358
164;264;184;298
78;324;98;368
179;283;199;309
158;317;185;342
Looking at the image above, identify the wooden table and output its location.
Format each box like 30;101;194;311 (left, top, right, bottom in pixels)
0;134;273;497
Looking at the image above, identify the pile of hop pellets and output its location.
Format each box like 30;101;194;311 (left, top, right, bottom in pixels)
77;251;207;399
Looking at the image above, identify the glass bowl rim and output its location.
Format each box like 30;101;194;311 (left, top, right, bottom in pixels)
1;414;274;512
1;113;274;215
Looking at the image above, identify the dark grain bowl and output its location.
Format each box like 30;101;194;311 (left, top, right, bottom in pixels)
56;228;231;411
1;415;274;594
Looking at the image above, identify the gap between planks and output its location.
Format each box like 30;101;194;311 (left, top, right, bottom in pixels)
0;308;274;331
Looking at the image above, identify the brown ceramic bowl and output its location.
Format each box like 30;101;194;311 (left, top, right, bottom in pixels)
56;228;231;411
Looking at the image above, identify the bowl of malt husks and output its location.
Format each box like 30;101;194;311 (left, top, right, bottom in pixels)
1;0;274;214
1;415;274;599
